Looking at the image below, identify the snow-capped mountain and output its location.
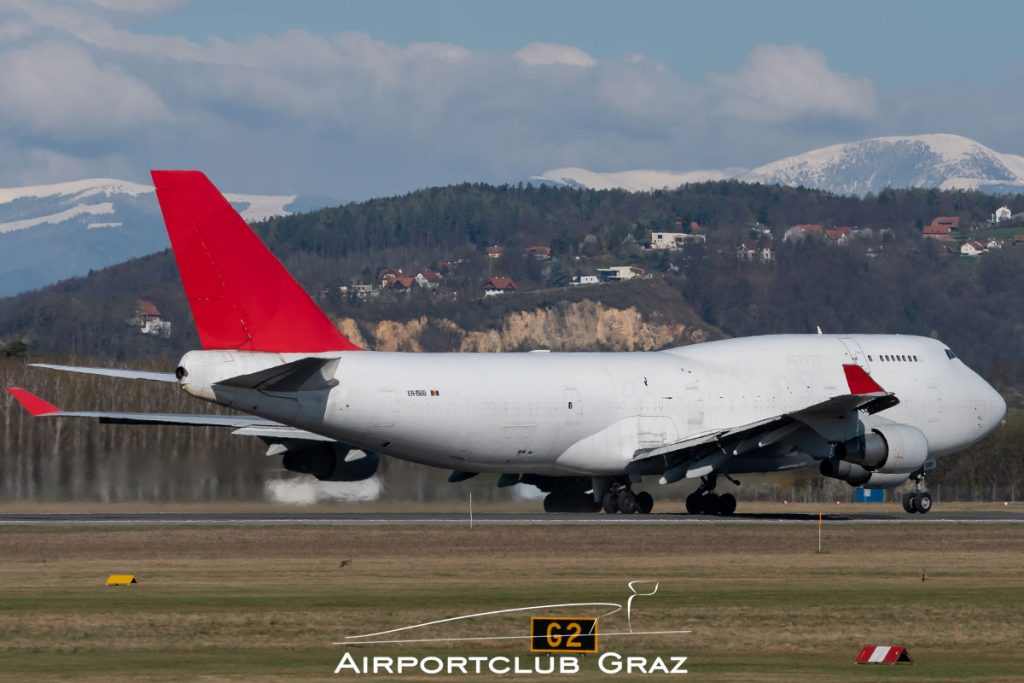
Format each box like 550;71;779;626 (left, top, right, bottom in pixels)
532;167;730;191
532;134;1024;196
0;178;329;298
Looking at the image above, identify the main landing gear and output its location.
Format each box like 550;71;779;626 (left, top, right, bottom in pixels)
685;474;737;516
901;473;933;514
601;481;654;515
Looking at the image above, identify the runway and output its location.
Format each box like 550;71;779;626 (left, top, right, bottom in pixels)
2;510;1023;525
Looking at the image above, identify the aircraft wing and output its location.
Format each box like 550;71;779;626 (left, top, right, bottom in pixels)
6;387;329;441
30;363;177;383
627;365;898;478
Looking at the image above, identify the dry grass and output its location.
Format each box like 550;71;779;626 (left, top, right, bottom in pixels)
0;523;1022;681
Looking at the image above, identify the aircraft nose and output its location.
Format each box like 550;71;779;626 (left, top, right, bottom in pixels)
984;382;1006;432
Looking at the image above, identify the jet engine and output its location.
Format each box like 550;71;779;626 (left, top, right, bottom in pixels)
833;424;929;474
819;459;910;488
282;443;379;481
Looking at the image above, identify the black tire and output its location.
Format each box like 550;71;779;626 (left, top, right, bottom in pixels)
602;491;619;514
617;490;638;514
914;491;932;514
685;492;702;515
718;493;737;516
543;493;557;513
700;493;721;516
635;491;654;514
902;492;917;513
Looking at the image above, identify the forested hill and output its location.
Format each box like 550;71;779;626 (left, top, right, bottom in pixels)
1;180;1023;396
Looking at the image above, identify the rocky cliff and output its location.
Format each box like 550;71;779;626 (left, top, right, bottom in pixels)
338;298;716;353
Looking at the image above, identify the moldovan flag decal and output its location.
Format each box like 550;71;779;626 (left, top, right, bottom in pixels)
856;645;913;664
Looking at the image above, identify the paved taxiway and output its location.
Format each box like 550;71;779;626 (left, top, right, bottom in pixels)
1;511;1022;525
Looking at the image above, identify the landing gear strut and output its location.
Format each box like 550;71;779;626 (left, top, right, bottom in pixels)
685;474;737;516
600;480;654;515
901;473;932;514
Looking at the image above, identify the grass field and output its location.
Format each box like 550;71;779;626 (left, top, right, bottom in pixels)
1;521;1023;681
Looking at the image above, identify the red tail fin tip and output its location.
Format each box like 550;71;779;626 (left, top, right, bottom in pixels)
8;388;62;416
150;170;361;353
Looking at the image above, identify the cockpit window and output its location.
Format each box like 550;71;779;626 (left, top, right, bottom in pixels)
945;349;957;360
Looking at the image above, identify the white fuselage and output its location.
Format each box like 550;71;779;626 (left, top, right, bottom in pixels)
177;334;1006;478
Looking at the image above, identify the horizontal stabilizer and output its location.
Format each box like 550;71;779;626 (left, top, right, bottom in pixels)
31;364;177;383
8;387;281;428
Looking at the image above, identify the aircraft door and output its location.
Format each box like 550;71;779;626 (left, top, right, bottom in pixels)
840;337;871;371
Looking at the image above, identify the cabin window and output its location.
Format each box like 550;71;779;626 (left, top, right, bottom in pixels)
867;355;873;361
945;349;957;360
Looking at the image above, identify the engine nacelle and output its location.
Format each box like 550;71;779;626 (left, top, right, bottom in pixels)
819;460;912;489
282;444;379;481
834;424;929;475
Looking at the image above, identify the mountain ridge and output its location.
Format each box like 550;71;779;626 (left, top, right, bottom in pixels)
533;134;1024;196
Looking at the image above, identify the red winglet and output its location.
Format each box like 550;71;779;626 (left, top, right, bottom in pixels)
151;170;361;353
7;388;61;416
843;364;885;395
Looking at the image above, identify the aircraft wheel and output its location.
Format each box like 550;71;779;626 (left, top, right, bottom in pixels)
914;491;933;514
617;489;638;514
902;492;917;513
718;493;737;516
602;491;619;514
543;493;558;513
700;493;721;516
685;492;702;515
635;491;654;515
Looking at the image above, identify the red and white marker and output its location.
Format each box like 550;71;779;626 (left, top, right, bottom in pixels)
856;645;913;664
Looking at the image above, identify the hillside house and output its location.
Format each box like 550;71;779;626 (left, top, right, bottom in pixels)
387;275;417;292
415;268;443;289
486;246;504;259
994;206;1012;223
736;241;774;262
570;274;600;286
1014;235;1024;246
783;224;823;242
649;232;706;249
825;227;851;245
922;223;952;239
960;240;986;257
129;299;171;338
596;266;644;282
482;277;516;296
348;283;376;299
932;216;960;231
986;238;1005;250
526;245;552;259
378;268;404;288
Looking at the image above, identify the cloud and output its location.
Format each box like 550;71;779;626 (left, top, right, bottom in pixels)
0;41;170;142
514;42;596;67
2;4;1003;201
712;44;877;123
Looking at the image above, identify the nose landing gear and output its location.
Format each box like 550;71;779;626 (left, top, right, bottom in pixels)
684;474;737;516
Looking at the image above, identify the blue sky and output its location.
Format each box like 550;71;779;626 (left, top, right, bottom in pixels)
0;1;1022;198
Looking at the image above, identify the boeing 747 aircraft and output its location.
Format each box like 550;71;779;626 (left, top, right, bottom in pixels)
9;172;1007;514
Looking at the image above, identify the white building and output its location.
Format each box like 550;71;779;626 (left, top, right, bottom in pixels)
570;275;600;286
649;232;706;249
994;206;1012;223
960;241;986;257
596;266;644;282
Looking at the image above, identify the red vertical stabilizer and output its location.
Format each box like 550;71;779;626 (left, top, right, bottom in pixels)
151;171;360;353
